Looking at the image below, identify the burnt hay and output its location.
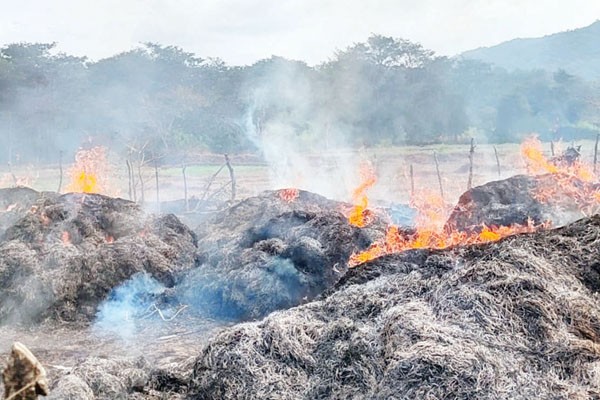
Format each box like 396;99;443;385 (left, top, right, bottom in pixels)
182;189;385;320
0;190;198;323
3;179;600;399
446;173;599;232
187;216;600;399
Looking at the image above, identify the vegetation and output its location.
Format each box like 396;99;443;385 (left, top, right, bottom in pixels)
0;32;599;164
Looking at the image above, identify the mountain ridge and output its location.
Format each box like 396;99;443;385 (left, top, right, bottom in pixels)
461;20;600;80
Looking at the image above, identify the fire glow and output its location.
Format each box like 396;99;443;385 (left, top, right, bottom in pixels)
521;136;594;181
66;146;110;194
347;161;377;227
349;137;599;268
521;136;600;216
279;188;300;203
348;197;538;268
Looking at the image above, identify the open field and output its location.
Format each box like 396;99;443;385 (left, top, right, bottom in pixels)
0;140;596;207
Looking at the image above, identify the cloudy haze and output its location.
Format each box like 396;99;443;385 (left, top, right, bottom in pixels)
1;0;599;65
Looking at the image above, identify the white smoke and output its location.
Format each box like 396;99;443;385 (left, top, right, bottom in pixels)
94;272;165;340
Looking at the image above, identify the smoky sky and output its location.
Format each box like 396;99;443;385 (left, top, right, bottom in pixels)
1;0;599;65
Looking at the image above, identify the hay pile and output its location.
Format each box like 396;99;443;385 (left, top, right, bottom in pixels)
4;178;600;399
0;188;384;324
187;215;600;399
47;356;152;400
0;187;50;238
446;173;598;231
180;189;385;320
43;353;198;400
0;190;198;323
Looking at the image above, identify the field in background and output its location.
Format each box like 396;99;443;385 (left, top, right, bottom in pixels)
0;140;596;207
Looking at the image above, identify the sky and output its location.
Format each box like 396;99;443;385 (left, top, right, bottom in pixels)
1;0;599;65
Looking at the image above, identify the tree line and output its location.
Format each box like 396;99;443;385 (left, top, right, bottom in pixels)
0;35;599;164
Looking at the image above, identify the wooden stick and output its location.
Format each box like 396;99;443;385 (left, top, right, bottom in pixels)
550;141;555;157
201;164;225;201
409;164;414;197
5;380;37;400
144;304;188;322
154;159;160;212
467;138;475;190
7;111;13;167
493;146;501;177
433;151;444;200
57;151;63;193
136;144;148;204
224;154;236;202
206;180;233;201
594;133;599;175
138;160;145;204
182;161;188;212
126;159;133;201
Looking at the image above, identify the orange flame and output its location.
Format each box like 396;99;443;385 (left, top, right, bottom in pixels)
349;185;540;268
520;136;594;181
409;190;450;233
521;136;600;216
348;161;377;227
349;137;600;268
520;136;559;175
66;146;111;194
349;220;538;267
73;171;98;193
279;188;300;203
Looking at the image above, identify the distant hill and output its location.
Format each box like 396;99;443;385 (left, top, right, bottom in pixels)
461;20;600;81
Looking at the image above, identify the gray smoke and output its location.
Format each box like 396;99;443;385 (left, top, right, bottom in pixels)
94;272;166;340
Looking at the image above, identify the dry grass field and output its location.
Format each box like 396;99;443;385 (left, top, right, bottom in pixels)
0;140;596;207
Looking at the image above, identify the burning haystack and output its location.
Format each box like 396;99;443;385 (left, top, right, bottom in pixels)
3;188;391;399
0;190;198;323
0;187;49;238
180;189;386;320
446;173;600;231
186;215;600;399
5;155;600;399
0;186;389;327
0;184;391;329
48;200;600;399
